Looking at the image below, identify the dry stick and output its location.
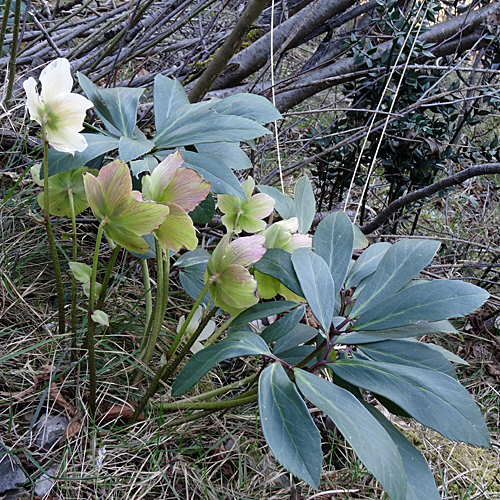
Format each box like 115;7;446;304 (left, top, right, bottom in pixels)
4;0;21;108
359;163;500;234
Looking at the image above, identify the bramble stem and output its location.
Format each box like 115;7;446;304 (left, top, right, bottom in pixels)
86;222;105;417
41;124;66;335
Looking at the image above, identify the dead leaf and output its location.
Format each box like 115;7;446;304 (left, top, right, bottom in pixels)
99;402;143;422
64;415;82;441
305;309;321;329
0;387;34;401
486;364;500;378
48;383;77;416
34;364;56;384
207;442;234;478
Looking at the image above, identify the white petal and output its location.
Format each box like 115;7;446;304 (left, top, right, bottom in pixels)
23;77;43;124
177;316;186;334
40;58;73;104
46;126;87;154
198;321;216;341
49;93;93;131
190;341;205;354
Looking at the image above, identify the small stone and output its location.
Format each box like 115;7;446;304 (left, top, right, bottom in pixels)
34;467;57;496
33;413;69;450
0;444;27;500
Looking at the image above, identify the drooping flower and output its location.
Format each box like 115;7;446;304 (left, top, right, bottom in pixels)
204;234;266;315
31;164;97;217
177;305;216;353
83;160;169;253
142;150;211;252
24;58;93;154
218;176;275;234
256;217;312;300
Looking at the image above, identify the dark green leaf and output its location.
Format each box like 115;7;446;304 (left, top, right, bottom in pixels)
153;104;270;149
154;75;189;133
292;248;334;332
47;134;119;177
295;369;407;500
118;136;154;163
313;212;354;291
345;242;391;289
259;364;322;488
231;301;298;327
354;279;489;331
254;249;303;298
172;331;270;396
257;185;296;219
277;345;315;364
294;176;315;233
359;339;457;378
273;323;318;354
179;272;211;306
329;359;490;446
362;402;440;500
196;142;252;171
351;239;441;317
174;247;210;269
261;305;305;343
189;194;215;224
182;150;245;197
337;320;457;343
210;94;283;124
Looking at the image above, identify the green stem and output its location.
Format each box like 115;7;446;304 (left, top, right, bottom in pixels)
0;0;12;57
295;339;327;370
68;190;78;337
166;282;210;359
133;240;168;385
129;303;217;424
140;259;153;338
203;314;236;348
156;388;259;411
86;222;105;418
96;244;121;312
41;125;66;335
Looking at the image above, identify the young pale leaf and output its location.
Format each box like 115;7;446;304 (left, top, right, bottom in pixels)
329;359;490;447
154;76;190;133
273;323;318;355
257;185;296;219
313;212;354;291
295;369;407;500
361;402;440;500
261;305;305;343
69;262;92;283
292;248;334;332
294;176;315;233
354;279;489;331
358;339;457;378
91;310;109;326
98;87;144;138
210;94;283;124
345;242;391;289
259;364;322;488
253;248;303;297
231;301;298;326
172;331;270;396
182;150;245;197
350;239;441;317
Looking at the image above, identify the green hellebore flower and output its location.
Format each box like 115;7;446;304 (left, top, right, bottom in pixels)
31;164;97;217
24;58;93;154
218;176;275;234
204;234;266;315
83;160;169;254
142;150;211;252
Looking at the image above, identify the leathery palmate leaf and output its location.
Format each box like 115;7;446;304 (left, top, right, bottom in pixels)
231;301;298;327
345;242;391;289
294;176;315;233
295;369;407;500
257;184;296;219
153;75;189;133
259;364;322;488
172;331;270;396
329;359;490;447
350;239;441;317
261;305;305;343
292;248;334;332
210;93;283;124
273;323;318;355
354;279;489;331
313;212;354;292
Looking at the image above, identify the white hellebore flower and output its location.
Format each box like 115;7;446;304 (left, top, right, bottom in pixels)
23;58;93;154
177;306;216;354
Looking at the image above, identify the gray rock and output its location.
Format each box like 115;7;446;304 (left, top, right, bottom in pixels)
34;467;57;497
0;445;27;500
33;413;69;450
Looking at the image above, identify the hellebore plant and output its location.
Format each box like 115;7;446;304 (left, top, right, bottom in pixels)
24;57;93;335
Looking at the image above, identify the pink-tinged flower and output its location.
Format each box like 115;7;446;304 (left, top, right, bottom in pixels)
142;150;210;252
23;58;93;154
204;234;266;315
256;218;311;300
83;160;169;253
218;176;275;234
